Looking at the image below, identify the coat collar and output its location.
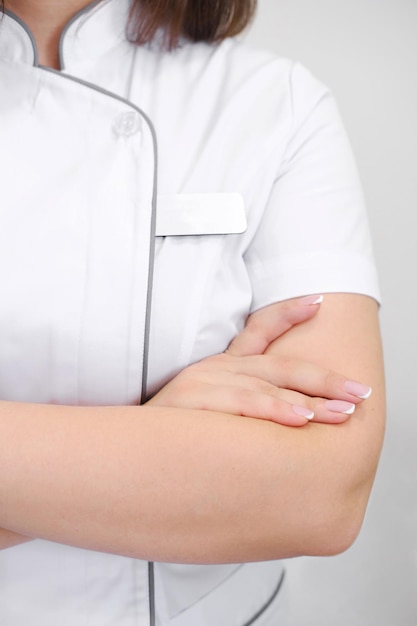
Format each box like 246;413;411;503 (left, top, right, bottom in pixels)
0;0;131;69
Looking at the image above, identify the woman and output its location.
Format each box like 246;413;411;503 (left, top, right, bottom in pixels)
0;0;385;624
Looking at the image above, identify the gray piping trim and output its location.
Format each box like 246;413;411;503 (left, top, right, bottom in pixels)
40;66;158;626
57;0;105;71
3;2;106;70
148;561;156;626
3;9;39;66
242;569;285;626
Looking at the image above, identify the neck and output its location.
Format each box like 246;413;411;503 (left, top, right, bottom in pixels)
6;0;95;68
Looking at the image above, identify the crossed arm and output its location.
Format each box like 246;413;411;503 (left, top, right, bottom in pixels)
0;293;385;562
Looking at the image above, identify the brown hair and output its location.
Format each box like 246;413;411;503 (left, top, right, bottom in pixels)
128;0;257;49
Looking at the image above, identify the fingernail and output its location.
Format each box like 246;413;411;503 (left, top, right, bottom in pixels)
325;400;355;415
292;405;315;420
344;381;372;399
299;294;324;306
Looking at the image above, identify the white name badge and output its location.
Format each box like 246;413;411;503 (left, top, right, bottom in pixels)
155;193;247;236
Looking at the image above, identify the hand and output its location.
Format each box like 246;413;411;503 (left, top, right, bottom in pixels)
147;351;371;426
148;296;372;426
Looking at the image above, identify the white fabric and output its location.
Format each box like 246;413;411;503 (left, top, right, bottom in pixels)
0;0;380;624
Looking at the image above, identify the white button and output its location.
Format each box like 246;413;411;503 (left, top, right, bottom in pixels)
113;111;141;137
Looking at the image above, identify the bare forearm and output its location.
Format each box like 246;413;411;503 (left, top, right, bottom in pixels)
1;401;322;562
0;393;381;563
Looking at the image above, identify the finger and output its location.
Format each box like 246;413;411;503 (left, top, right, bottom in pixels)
264;385;359;424
227;295;323;357
221;375;354;425
221;354;372;406
184;383;315;426
149;367;316;426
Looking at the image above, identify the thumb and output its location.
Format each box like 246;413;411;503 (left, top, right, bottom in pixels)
226;295;323;357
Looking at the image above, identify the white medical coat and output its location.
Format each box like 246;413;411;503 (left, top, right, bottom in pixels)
0;0;380;624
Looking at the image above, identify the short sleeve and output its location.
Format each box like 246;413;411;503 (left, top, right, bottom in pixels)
244;63;381;312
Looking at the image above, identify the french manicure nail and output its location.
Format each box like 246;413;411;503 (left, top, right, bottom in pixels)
292;405;315;420
344;381;372;399
299;294;324;306
325;400;355;415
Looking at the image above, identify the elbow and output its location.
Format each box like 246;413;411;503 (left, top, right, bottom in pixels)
310;510;364;557
305;484;374;557
305;436;385;557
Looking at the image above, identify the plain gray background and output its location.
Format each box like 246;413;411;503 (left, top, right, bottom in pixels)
245;1;417;624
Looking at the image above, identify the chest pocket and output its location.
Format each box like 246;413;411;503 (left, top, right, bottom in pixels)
155;193;246;236
146;193;251;397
